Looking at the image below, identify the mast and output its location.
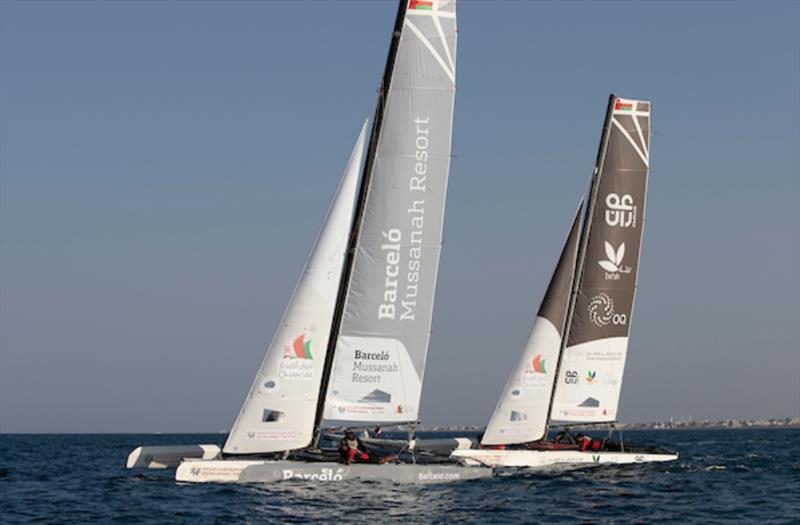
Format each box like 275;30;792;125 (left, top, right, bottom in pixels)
544;94;616;435
311;0;408;445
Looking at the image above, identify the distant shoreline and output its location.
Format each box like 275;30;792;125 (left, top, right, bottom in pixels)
424;417;800;433
2;419;798;435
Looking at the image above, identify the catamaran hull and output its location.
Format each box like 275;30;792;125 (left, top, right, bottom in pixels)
126;445;221;469
175;459;491;484
451;449;677;468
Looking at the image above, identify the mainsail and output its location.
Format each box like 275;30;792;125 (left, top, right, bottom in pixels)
223;122;368;454
550;96;651;423
323;0;458;422
481;202;583;446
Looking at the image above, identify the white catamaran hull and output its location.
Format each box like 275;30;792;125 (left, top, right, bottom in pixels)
452;449;677;468
126;445;221;469
176;459;492;484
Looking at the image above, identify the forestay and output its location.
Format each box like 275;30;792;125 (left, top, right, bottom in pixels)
481;203;583;445
223;123;368;454
551;97;651;423
324;0;458;422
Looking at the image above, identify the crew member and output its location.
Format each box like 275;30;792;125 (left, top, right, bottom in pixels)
577;434;602;452
339;431;370;464
554;428;576;444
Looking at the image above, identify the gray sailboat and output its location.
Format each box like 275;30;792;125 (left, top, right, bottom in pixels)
454;95;678;468
127;0;490;484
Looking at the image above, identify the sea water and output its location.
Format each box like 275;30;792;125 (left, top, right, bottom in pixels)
1;428;798;523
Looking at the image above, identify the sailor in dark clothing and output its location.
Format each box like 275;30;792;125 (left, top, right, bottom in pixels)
554;428;576;444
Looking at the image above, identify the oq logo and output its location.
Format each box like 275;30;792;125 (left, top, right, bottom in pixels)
588;293;627;328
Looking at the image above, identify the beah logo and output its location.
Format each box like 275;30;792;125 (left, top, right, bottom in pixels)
605;193;637;228
588;293;627;327
586;371;596;384
598;241;632;280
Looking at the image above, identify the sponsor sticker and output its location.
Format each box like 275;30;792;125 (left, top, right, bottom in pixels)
598;241;632;280
279;334;314;381
588;293;627;327
522;354;548;388
604;193;637;228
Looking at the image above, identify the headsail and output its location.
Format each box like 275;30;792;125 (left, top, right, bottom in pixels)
481;202;583;445
223;122;368;454
550;96;651;423
323;0;458;423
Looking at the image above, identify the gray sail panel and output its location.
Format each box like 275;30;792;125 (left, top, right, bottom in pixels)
567;98;649;348
551;96;651;423
538;201;585;337
324;0;457;422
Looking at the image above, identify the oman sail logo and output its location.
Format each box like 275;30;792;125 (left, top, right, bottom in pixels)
283;334;313;360
279;334;314;381
531;354;547;374
522;354;548;388
598;241;632;280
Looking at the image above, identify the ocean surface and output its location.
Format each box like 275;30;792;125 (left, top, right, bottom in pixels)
1;428;798;524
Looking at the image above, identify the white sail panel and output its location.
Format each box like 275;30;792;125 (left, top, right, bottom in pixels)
324;0;457;422
481;203;583;445
223;122;368;454
323;336;422;420
481;318;563;445
551;97;651;424
550;337;627;422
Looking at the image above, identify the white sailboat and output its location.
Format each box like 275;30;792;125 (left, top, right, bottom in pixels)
453;95;678;469
127;0;489;484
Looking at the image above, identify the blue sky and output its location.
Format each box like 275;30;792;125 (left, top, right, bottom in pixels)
1;0;798;432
